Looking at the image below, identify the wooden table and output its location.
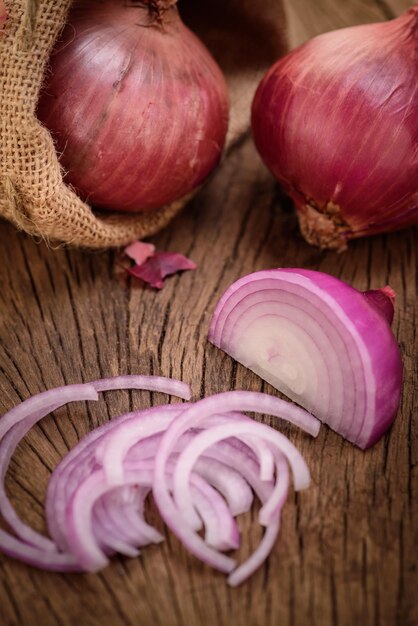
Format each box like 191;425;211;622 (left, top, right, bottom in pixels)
0;1;416;624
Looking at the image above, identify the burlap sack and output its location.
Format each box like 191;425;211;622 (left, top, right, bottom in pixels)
0;0;286;248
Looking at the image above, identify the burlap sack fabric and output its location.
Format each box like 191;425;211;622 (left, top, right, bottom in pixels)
0;0;286;249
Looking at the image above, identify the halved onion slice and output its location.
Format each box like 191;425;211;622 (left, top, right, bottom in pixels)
209;269;403;448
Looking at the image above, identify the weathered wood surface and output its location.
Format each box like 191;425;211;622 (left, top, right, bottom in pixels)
0;1;417;625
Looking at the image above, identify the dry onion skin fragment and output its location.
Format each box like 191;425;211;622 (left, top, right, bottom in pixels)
125;252;197;289
209;269;403;448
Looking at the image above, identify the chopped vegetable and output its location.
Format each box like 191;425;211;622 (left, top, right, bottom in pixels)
209;269;403;448
0;377;190;559
0;376;315;585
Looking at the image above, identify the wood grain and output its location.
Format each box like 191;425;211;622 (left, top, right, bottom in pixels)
0;1;417;625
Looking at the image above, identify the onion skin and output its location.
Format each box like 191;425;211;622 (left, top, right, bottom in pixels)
251;7;418;250
37;0;229;212
209;269;403;448
363;286;396;326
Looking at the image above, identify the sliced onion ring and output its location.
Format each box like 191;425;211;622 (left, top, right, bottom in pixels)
66;461;239;572
0;376;190;567
0;376;313;586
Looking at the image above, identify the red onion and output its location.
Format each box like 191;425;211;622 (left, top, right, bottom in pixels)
66;461;242;571
90;374;191;398
37;0;229;212
171;426;290;528
128;432;265;514
46;405;185;550
209;269;403;448
152;391;317;576
252;6;418;250
0;376;315;585
93;492;144;557
0;376;189;564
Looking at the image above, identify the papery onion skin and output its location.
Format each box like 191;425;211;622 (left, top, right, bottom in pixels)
251;7;418;250
363;286;396;326
209;269;403;448
37;0;229;213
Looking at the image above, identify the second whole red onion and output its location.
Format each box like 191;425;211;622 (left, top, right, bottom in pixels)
252;6;418;250
37;0;229;213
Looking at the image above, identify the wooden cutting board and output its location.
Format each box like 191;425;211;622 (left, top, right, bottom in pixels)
0;1;416;624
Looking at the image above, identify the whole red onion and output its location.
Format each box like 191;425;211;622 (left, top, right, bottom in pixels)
252;6;418;250
37;0;229;213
